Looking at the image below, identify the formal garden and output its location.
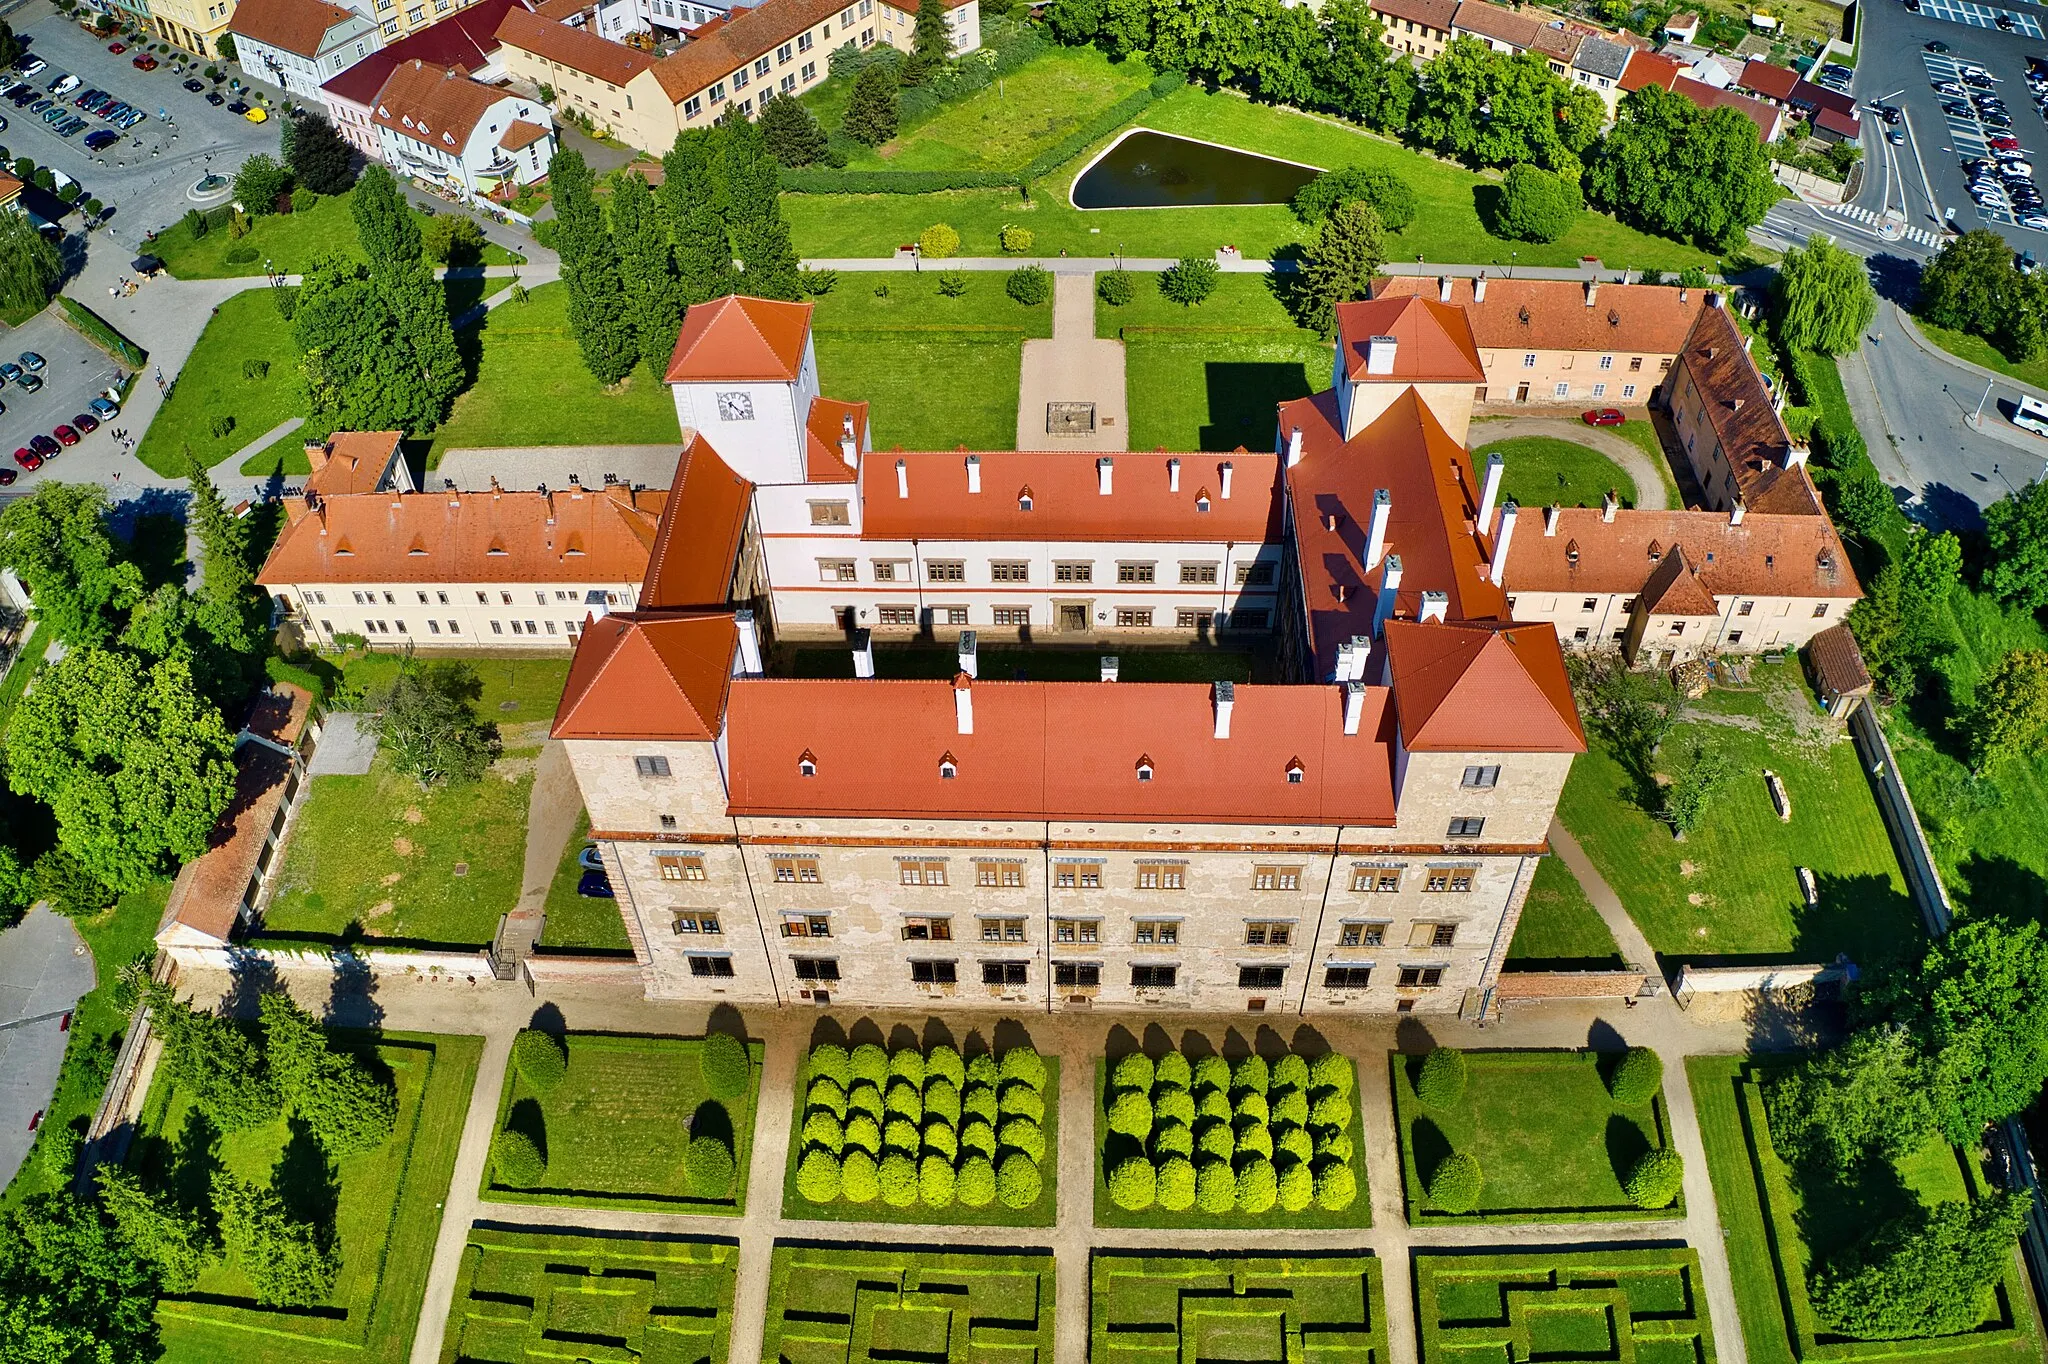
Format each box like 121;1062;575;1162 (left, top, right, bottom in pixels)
437;1226;737;1364
1414;1247;1718;1364
760;1243;1055;1364
1394;1047;1683;1223
1689;1055;2042;1364
1091;1251;1388;1364
118;989;480;1364
1094;1040;1366;1228
483;1030;760;1213
783;1033;1058;1225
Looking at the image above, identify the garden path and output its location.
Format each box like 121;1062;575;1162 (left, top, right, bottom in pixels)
1015;272;1128;452
1469;416;1673;511
170;963;1764;1364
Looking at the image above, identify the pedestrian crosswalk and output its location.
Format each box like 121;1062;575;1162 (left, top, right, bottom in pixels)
1819;203;1946;246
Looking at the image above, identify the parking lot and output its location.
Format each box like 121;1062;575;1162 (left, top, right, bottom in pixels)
0;312;127;487
1915;0;2045;39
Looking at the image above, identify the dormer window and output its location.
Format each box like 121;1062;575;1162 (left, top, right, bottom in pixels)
1195;489;1211;512
939;751;957;780
1286;757;1305;785
1136;754;1154;782
1018;486;1033;511
798;748;818;777
1564;538;1579;565
1647;540;1662;564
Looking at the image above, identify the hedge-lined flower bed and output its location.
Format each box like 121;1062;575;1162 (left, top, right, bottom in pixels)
782;1034;1059;1226
1094;1042;1369;1229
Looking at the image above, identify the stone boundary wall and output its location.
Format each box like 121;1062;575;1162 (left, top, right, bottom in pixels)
1850;704;1953;935
1494;971;1648;1000
1671;961;1854;1001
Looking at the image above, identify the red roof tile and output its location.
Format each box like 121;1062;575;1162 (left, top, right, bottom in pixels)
552;610;737;740
1673;76;1781;142
1372;276;1705;359
1618;50;1680;91
371;59;508;151
1505;507;1860;599
804;397;868;484
666;295;812;383
320;0;527;105
1383;619;1585;752
1676;305;1800;499
1372;0;1460;29
303;431;403;497
1739;58;1800;100
231;0;359;58
495;5;657;83
1453;0;1543;48
501;118;551;150
1638;542;1721;615
640;435;754;609
1335;297;1486;384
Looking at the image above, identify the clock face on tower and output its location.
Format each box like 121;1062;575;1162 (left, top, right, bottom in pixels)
715;391;755;422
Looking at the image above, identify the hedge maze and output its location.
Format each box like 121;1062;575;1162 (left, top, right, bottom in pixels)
761;1244;1055;1364
1091;1252;1388;1364
438;1227;737;1364
1414;1248;1716;1364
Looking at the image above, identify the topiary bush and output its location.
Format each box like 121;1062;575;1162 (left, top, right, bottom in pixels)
1236;1091;1270;1124
1609;1048;1664;1107
1157;1155;1196;1210
807;1077;847;1119
851;1043;889;1088
886;1079;923;1121
999;1084;1044;1123
1198;1121;1236;1162
1113;1053;1155;1090
1193;1055;1231;1093
1097;269;1135;306
963;1083;997;1125
967;1053;1000;1088
920;1154;956;1207
1428;1153;1483;1213
960;1118;995;1156
1625;1148;1685;1209
1000;223;1034;253
1109;1155;1157;1210
699;1032;750;1099
847;1081;883;1119
1272;1054;1309;1091
493;1128;544;1186
1316;1130;1354;1164
997;1152;1041;1208
1310;1093;1353;1131
1272;1088;1308;1127
809;1043;851;1087
1415;1048;1468;1108
1235;1157;1277;1213
1314;1162;1358;1211
1000;1117;1045;1162
1196;1158;1236;1212
685;1133;734;1197
796;1148;842;1202
803;1110;844;1151
926;1044;964;1088
924;1077;961;1125
1277;1160;1313;1212
1000;1047;1046;1090
1152;1120;1194;1160
1155;1085;1195;1127
1006;264;1052;305
884;1118;919;1153
845;1113;882;1154
889;1048;925;1086
841;1149;880;1203
922;1120;958;1163
1233;1055;1270;1094
1108;1089;1153;1138
1197;1088;1233;1122
1156;1053;1192;1088
511;1030;567;1094
880;1153;919;1207
957;1154;996;1207
1310;1052;1353;1095
1277;1127;1314;1165
919;222;960;258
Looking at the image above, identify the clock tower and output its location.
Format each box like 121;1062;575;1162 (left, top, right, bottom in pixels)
664;296;823;487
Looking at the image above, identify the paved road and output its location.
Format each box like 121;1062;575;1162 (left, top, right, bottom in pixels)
0;905;97;1192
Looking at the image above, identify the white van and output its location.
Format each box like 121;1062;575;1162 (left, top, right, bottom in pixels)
2014;394;2048;436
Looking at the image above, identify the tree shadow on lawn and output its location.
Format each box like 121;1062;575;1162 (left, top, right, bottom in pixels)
156;1107;225;1232
1200;362;1314;453
1786;1146;1920;1270
1954;853;2048;933
1409;1114;1454;1186
688;1098;734;1148
274;1117;340;1237
506;1096;548;1163
1794;871;1921;977
1605;1112;1652;1187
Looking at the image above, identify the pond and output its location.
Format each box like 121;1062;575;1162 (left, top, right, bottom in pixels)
1071;130;1320;210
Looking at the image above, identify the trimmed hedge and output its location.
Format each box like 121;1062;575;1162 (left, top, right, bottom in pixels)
1428;1153;1483;1213
510;1029;567;1094
1609;1046;1664;1106
1416;1249;1715;1362
699;1031;750;1100
1625;1147;1684;1209
493;1128;544;1185
58;297;149;369
1416;1048;1468;1107
1092;1253;1387;1364
686;1130;735;1197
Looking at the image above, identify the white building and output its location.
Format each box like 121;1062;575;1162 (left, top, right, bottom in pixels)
232;0;385;100
368;56;556;197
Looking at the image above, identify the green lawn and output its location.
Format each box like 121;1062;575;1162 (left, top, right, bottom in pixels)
1093;1049;1369;1230
762;1245;1055;1364
784;85;1724;270
781;1044;1061;1227
1393;1049;1678;1223
152;192;522;279
1414;1248;1716;1364
1558;660;1920;964
424;283;678;463
439;1227;737;1364
0;622;48;741
1473;434;1640;510
136;290;305;476
1687;1056;2040;1364
483;1032;761;1213
537;812;631;954
810;272;1052;450
259;653;568;948
1919;319;2048;392
1092;1252;1388;1364
779;641;1255;681
131;1030;482;1364
1505;856;1623;969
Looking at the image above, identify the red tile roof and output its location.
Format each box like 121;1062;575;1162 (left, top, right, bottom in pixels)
1738;58;1800;101
1810;623;1871;696
320;0;528;105
723;677;1399;825
501;118;551;150
1505;507;1860;600
666;295;812;383
1618;49;1680;91
371;59;508;151
1673;76;1781;143
494;5;656;83
552;610;737;740
646;0;966;102
231;0;359;58
1638;542;1721;615
1334;297;1486;384
1675;305;1802;500
1382;619;1585;752
859;449;1280;544
640;436;754;609
1372;0;1460;29
1813;105;1860;139
1372;276;1705;358
1453;0;1543;48
303;431;404;497
804;397;868;484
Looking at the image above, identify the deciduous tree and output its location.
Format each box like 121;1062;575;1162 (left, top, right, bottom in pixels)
234;153;292;217
1493;162;1582;243
0;1193;164;1364
367;660;501;787
0;207;60;319
1589;87;1774;250
662;128;736;304
1847;530;1960;696
1776;233;1877;356
721;113;803;300
1967;649;2048;774
0;483;144;647
1919;229;2048;360
1765;1026;1935;1173
1984;478;2048;609
1414;40;1601;175
1813;1195;2032;1339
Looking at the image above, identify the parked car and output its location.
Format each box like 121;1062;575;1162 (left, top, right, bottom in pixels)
69;413;97;434
57;117;83;136
2024;213;2048;229
27;434;57;455
244;106;267;123
1581;408;1625;427
14;58;45;78
0;362;20;385
51;426;78;448
225;99;247;114
577;868;614;898
577;844;604;871
83;129;117;151
13;449;40;472
15;373;41;394
88;396;118;419
21;353;45;373
130;54;157;71
0;470;21;487
181;78;202;92
49;75;78;96
204;91;223;106
107;42;125;54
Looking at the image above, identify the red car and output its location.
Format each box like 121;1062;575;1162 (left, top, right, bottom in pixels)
131;54;158;71
71;413;98;433
1990;134;2022;150
14;448;41;471
52;425;79;447
107;41;126;53
1581;408;1626;427
0;469;18;486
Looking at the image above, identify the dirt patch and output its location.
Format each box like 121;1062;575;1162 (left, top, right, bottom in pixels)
392;837;414;857
380;872;401;887
1691;710;1766;734
499;720;552;751
403;807;425;824
493;754;538;783
1679;860;1698;877
364;900;394;919
1688;891;1708;906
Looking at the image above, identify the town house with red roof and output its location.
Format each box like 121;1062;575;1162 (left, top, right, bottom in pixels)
230;0;385;103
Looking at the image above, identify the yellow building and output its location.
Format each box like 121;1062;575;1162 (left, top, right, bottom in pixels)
152;0;240;57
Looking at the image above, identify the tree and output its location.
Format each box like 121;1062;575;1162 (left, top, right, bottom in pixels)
1590;87;1774;250
1160;255;1220;307
0;483;144;647
1920;229;2048;360
843;63;901;145
1848;530;1960;697
146;985;283;1131
905;0;952;83
234;153;293;217
260;991;398;1156
95;1167;212;1291
8;650;235;891
758;93;828;167
350;164;423;266
1776;233;1877;356
0;21;21;68
1314;0;1413;130
1623;1149;1684;1209
1415;1047;1467;1106
1765;1026;1936;1173
0;1194;164;1364
548;150;639;384
609;171;686;377
997;1152;1041;1207
1427;1152;1482;1212
1413;40;1602;174
686;1132;735;1195
699;1031;750;1098
216;32;236;60
494;1128;546;1184
720;113;803;300
1967;649;2048;773
1298;200;1384;335
1607;1047;1664;1105
1659;737;1730;836
0;207;60;319
367;660;501;787
292;250;460;435
284;112;357;195
1292;165;1416;232
420;214;486;265
351;177;465;431
1813;1195;2033;1339
796;1148;842;1201
186;452;263;660
212;1171;338;1308
1098;269;1135;305
661;128;736;305
1492;162;1582;243
1984;479;2048;609
1046;0;1104;44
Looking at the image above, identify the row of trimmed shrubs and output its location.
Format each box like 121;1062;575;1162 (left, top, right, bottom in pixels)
794;1040;1049;1210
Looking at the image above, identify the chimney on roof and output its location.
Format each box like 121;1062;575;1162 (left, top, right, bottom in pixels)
958;630;978;678
1343;679;1367;735
1602;488;1619;523
954;672;974;735
489;475;502;499
1544;503;1561;536
1680;286;1689;304
1785;443;1809;469
1221;461;1234;499
1335;583;1347;604
1332;639;1355;684
1742;334;1754;355
966;454;980;494
1731;496;1747;527
1101;655;1119;682
1473;274;1488;302
1168;457;1180;493
1286;426;1303;467
1345;635;1369;681
1366;488;1391;570
1710;290;1726;309
1478;451;1505;536
895;458;908;499
1366;335;1398;375
852;628;875;678
1419;590;1448;623
304;439;331;470
1438;276;1453;303
1585;279;1600;307
1097;457;1113;496
735;608;764;676
1213;680;1235;739
1374;555;1403;639
1489;500;1519;586
840;413;857;469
